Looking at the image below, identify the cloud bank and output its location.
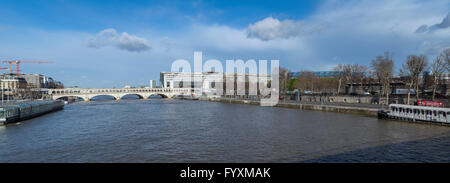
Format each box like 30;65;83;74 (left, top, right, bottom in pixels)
416;13;450;33
210;0;450;70
87;28;151;52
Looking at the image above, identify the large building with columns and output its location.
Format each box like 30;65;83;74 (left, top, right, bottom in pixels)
160;72;272;96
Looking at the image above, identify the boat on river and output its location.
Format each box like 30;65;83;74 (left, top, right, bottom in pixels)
378;104;450;125
0;100;64;125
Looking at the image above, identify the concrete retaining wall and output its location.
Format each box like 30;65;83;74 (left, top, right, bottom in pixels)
299;95;426;105
207;98;378;117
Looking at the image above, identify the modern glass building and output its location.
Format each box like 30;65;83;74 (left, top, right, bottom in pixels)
289;71;344;78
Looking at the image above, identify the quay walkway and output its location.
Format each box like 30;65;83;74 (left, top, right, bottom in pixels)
199;97;384;117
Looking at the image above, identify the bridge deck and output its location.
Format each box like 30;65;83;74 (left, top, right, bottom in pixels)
49;88;190;101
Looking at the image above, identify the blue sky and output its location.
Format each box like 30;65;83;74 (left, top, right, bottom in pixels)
0;0;449;88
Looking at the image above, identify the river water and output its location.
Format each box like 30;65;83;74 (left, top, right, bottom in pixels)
0;99;449;162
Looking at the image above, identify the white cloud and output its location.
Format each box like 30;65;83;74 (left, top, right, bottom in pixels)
87;28;151;52
188;24;304;52
168;0;449;71
302;0;450;63
247;17;304;41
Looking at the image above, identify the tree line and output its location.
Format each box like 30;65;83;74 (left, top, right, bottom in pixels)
280;48;450;104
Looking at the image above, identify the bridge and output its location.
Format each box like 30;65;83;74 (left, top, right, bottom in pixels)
48;87;190;101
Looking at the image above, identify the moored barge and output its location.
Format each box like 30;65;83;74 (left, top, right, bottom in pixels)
378;104;450;125
0;100;64;125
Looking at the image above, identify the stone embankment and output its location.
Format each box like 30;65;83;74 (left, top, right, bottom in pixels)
200;97;381;117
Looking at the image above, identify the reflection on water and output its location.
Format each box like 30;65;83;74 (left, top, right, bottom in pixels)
0;99;449;162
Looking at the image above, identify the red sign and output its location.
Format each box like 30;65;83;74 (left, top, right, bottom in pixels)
417;100;444;107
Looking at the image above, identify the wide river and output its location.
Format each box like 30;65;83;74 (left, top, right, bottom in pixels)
0;99;449;162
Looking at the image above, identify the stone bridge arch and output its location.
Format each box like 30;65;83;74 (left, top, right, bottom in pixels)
118;93;145;99
55;95;89;102
146;93;170;98
89;94;119;101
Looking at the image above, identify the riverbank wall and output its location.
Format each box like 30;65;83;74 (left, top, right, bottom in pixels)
300;95;450;107
0;100;65;125
200;97;380;117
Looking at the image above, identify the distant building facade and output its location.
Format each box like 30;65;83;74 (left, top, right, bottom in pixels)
0;76;28;91
160;72;272;96
20;74;44;88
0;75;28;99
289;71;344;78
149;80;157;88
0;73;63;89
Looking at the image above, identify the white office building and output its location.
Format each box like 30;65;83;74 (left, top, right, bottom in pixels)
160;72;272;96
149;80;157;88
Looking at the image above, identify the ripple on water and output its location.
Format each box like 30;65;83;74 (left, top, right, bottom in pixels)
0;99;449;162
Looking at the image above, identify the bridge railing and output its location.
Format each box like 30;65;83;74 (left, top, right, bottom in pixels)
48;88;189;95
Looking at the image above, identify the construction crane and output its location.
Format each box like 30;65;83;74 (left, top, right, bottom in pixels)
0;60;52;76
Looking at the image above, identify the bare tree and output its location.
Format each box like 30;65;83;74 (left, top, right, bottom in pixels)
318;77;339;93
430;55;446;100
333;64;346;94
371;52;394;105
406;55;428;101
351;64;368;94
342;64;353;93
399;68;414;105
296;71;315;92
279;67;290;93
441;48;450;71
400;55;427;104
337;64;367;94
